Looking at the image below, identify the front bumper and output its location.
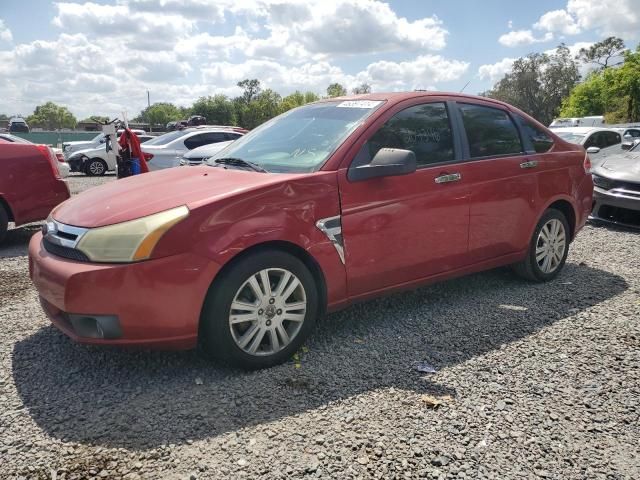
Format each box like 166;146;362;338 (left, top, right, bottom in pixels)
590;186;640;229
28;232;221;349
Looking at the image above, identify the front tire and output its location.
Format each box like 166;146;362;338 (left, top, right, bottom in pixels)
513;208;570;282
85;158;107;176
200;250;319;369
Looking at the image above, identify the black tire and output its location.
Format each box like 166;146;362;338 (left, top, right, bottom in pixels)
200;249;319;369
513;208;570;282
85;158;107;176
0;203;8;244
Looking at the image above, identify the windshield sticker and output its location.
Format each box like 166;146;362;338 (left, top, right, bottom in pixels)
336;100;383;109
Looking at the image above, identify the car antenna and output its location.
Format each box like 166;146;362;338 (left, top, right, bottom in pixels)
459;80;471;93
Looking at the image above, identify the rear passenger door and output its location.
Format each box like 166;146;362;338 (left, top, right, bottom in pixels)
455;102;539;262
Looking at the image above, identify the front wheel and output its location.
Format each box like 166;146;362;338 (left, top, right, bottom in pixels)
513;208;570;282
200;250;319;369
85;158;107;176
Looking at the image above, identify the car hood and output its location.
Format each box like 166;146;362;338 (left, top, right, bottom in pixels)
593;152;640;182
183;141;232;159
64;140;96;147
53;166;305;228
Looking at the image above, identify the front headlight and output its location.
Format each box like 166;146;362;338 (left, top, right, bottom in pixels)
76;206;189;262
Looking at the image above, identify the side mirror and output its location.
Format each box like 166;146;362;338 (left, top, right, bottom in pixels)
621;142;633;151
586;146;600;154
349;148;417;182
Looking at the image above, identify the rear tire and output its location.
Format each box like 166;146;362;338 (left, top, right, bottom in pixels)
0;204;8;244
200;249;319;369
85;158;107;176
513;208;570;282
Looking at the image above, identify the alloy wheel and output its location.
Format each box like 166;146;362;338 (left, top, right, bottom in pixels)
229;268;307;356
535;218;566;274
89;161;104;175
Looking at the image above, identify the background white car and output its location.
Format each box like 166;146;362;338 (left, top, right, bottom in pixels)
554;127;623;167
179;140;233;166
67;133;153;175
63;129;146;158
142;127;244;170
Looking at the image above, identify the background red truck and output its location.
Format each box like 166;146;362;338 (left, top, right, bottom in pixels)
0;140;70;243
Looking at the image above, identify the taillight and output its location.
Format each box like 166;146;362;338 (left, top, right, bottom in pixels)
143;152;154;161
36;145;62;179
583;152;592;173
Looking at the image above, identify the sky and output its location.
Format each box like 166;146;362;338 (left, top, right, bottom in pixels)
0;0;639;119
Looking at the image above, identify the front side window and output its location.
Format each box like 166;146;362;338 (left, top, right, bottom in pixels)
604;131;621;147
359;102;455;167
515;115;554;153
459;104;523;158
184;132;228;150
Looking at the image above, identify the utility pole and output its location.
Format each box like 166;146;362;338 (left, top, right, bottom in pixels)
147;90;151;132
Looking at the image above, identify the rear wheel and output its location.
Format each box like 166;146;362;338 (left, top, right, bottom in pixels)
0;204;8;244
200;250;319;369
513;208;570;282
85;158;107;176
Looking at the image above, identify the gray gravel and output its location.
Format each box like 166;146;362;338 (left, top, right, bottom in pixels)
1;175;639;479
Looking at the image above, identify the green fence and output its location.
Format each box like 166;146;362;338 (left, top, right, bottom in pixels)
11;132;100;147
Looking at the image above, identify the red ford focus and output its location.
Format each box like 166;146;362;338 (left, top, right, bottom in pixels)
29;92;593;369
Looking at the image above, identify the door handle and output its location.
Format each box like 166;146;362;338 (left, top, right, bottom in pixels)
520;160;538;169
434;173;462;184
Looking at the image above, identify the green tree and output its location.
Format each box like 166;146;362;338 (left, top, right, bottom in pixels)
237;79;261;104
352;83;372;94
27;102;77;130
279;91;320;113
559;72;606;117
134;102;182;126
190;95;236;125
79;116;110;124
485;45;579;125
326;83;347;97
577;37;626;70
236;89;282;129
608;45;640;121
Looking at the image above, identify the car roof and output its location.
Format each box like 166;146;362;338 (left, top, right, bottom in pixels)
314;91;517;109
553;127;616;134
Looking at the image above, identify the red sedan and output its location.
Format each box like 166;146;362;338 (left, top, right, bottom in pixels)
29;92;593;369
1;140;70;243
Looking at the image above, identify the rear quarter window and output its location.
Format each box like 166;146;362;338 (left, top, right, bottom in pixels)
515;115;554;153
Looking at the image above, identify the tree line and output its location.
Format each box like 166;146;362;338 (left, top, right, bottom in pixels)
4;82;370;131
485;36;640;125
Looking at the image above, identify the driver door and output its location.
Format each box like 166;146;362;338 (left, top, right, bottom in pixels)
338;100;472;297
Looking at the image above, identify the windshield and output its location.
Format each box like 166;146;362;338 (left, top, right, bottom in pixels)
556;132;585;144
207;100;384;173
143;130;188;146
91;133;105;142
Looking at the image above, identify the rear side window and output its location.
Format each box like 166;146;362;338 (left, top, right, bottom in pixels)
459;104;523;158
585;131;621;149
184;132;228;150
604;131;621;147
364;102;455;167
515;115;554;153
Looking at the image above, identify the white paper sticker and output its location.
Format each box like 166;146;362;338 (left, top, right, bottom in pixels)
336;100;383;109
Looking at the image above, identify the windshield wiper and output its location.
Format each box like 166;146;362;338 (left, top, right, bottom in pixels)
213;157;268;173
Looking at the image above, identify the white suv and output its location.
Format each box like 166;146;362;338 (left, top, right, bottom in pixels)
142;128;244;170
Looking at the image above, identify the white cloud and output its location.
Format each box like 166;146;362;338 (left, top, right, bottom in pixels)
0;19;12;43
566;0;639;38
478;58;516;83
0;0;469;119
499;30;553;47
534;9;580;35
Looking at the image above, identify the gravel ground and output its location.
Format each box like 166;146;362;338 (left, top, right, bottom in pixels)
1;174;639;479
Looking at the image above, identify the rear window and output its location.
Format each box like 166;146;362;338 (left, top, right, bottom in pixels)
515;115;554;153
459;104;523;158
